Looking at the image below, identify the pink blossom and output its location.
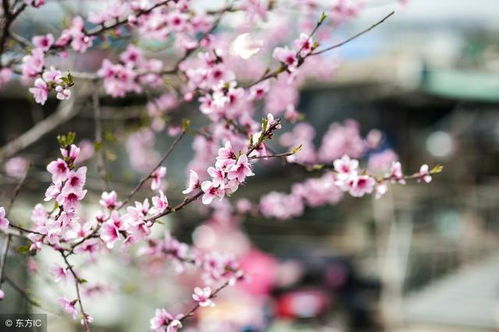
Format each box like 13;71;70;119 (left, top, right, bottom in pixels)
294;33;314;57
0;207;9;230
55;85;71;100
236;198;253;214
368;149;398;173
0;289;4;300
22;48;44;79
99;191;121;210
56;187;87;210
348;175;376;197
61;144;80;163
150;191;169;215
51;264;70;282
389;161;406;184
29;78;49;105
259;192;304;220
227;154;254;183
0;68;12;88
100;212;124;249
63;167;87;192
201;181;224;205
334;155;359;176
58;297;78;319
4;156;29;179
150;309;183;332
418;164;432;183
272;46;298;70
151;166;167;191
32;34;54;52
46;158;69;184
44;184;60;202
182;170;200;194
192;286;215;307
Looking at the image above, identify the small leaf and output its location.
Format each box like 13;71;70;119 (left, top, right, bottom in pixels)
430;165;444;174
291;144;303;154
319;12;328;24
182;119;190;131
16;245;31;255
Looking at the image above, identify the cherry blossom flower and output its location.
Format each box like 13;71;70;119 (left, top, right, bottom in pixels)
22;48;44;79
100;212;124;249
227;154;254;183
150;191;169;215
272;46;298;71
347;174;376;197
0;68;12;88
192;287;215;307
389;161;406;184
32;33;54;52
4;156;29;179
99;191;121;210
51;264;71;282
29;78;49;105
61;144;80;162
63;167;87;192
151;166;167;191
56;187;87;210
46;158;69;184
150;309;183;332
58;297;78;319
182;170;200;194
0;207;9;231
201;181;224;205
294;33;314;57
418;164;432;183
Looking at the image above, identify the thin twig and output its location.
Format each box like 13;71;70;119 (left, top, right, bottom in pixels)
120;130;186;208
310;11;395;56
60;251;91;332
4;276;58;314
0;91;84;160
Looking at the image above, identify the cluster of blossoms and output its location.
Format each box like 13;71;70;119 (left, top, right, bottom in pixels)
183;114;281;205
98;45;163;97
259;153;435;220
272;32;316;73
21;32;72;104
197;142;255;205
27;144;89;249
0;1;430;331
98;189;168;249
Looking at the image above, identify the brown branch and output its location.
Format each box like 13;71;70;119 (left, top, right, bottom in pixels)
0;2;26;67
0;91;83;160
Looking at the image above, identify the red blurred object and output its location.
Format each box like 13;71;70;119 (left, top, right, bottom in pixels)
275;288;331;319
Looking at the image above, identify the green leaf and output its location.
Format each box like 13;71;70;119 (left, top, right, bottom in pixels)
16;245;31;255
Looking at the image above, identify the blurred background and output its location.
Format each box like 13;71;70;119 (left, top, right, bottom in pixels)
1;0;499;331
